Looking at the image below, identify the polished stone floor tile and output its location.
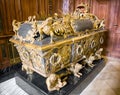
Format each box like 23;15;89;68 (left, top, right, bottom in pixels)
99;89;116;95
105;79;120;89
80;58;120;95
80;89;99;95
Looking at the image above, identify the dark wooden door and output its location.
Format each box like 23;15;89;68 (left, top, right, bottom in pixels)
89;0;120;58
108;0;120;58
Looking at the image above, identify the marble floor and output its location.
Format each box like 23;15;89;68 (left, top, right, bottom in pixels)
0;57;120;95
0;78;28;95
80;57;120;95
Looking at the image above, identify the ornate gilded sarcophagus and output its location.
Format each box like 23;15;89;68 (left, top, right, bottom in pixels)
10;3;106;91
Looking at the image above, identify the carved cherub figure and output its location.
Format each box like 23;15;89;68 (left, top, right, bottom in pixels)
46;73;67;91
99;19;105;29
85;54;95;68
25;15;36;23
95;48;103;60
68;63;83;78
12;20;21;37
28;16;32;22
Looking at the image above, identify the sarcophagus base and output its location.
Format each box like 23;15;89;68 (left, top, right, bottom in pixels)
15;58;105;95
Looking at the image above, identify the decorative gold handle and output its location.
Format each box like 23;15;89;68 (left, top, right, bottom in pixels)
76;45;83;55
90;40;95;48
100;37;104;44
50;53;61;65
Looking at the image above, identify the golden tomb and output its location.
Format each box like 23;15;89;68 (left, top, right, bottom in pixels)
10;3;106;91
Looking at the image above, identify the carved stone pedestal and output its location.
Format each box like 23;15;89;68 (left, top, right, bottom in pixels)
15;58;105;95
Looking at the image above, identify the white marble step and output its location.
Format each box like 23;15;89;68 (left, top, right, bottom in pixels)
0;78;29;95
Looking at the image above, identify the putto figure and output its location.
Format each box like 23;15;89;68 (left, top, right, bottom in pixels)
46;74;67;91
